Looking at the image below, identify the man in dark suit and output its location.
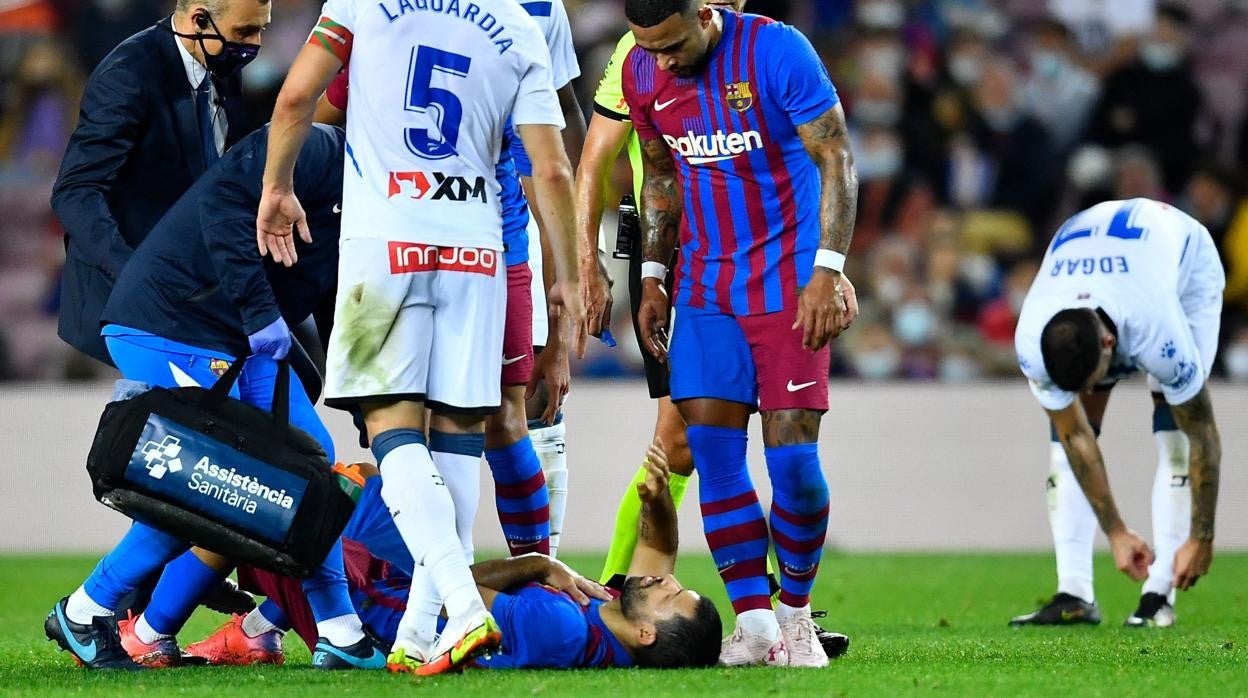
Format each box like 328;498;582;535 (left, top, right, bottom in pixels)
51;0;271;366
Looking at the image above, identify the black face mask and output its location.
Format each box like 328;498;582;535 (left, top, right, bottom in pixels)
174;11;260;78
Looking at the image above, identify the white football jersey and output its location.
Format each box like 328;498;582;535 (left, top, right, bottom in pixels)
316;0;565;249
1015;198;1216;410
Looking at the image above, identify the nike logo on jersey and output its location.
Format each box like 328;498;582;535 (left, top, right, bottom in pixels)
654;97;678;111
502;355;526;365
786;380;817;392
333;203;342;214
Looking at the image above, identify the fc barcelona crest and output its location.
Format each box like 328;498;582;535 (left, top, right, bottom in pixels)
725;81;754;112
209;358;231;378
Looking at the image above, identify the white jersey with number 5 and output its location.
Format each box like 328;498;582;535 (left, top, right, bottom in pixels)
312;0;565;248
1015;198;1225;411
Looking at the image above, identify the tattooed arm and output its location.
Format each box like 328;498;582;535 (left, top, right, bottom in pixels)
792;104;857;350
636;136;682;360
1169;385;1220;589
1048;400;1155;581
796;103;857;258
627;443;678;577
640;136;682;267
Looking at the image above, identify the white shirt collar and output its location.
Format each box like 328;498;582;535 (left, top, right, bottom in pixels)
172;16;210;89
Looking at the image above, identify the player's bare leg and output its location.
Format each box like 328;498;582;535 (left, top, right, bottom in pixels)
1011;388;1111;627
759;409;831;668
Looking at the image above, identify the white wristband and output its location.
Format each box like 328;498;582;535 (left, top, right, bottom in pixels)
814;249;846;273
641;261;668;281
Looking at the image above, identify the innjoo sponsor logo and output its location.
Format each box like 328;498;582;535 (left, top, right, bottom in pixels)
389;242;499;275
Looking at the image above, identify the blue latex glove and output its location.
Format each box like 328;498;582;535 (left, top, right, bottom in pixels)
248;316;292;360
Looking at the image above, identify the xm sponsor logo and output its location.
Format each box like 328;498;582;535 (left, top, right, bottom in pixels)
388;170;488;202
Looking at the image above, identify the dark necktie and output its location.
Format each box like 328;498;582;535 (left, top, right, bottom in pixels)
196;76;219;167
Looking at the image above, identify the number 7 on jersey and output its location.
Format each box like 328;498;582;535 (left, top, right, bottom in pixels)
405;45;472;160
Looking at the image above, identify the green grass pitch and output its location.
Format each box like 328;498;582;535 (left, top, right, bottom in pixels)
0;552;1244;696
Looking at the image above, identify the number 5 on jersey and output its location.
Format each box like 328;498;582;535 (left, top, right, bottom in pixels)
406;45;472;160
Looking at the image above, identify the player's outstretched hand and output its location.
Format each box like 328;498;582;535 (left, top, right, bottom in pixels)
1172;537;1213;590
637;278;670;362
542;557;613;606
839;273;859;331
793;268;847;351
1109;527;1155;582
636;442;671;504
257;188;312;267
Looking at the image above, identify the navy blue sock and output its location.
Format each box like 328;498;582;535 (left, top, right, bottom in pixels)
144;551;225;635
257;598;289;629
83;522;187;609
301;538;356;622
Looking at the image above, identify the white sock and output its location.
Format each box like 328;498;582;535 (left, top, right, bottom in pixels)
1048;442;1097;603
316;613;364;647
531;421;568;558
1144;430;1190;603
241;608;279;638
737;608;781;641
379;443;485;620
393;566;442;656
134;614;170;645
775;602;809;623
65;587;112;625
430;447;481;562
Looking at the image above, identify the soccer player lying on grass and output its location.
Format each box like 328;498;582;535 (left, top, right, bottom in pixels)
192;443;724;670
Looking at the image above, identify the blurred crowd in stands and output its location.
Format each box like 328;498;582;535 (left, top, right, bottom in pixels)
2;0;1248;383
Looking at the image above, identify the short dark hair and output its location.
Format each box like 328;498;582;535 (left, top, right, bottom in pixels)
1040;308;1102;391
632;595;722;668
626;0;697;28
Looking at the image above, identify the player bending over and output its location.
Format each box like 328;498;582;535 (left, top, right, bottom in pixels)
1011;198;1224;628
623;0;857;667
192;444;723;670
45;124;386;670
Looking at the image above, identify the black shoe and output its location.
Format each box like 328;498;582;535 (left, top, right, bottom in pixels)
201;577;257;615
1009;593;1101;627
1124;592;1176;628
44;597;142;670
312;629;388;670
810;610;850;658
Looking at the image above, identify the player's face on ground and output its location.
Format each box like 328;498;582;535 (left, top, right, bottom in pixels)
620;574;703;628
630;7;716;78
